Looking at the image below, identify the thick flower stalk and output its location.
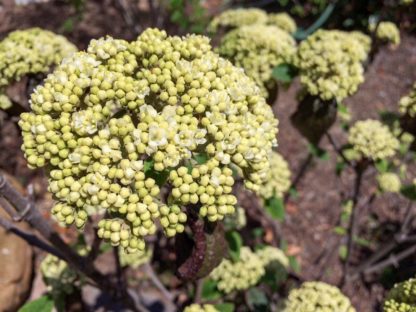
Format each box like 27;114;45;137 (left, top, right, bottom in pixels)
384;278;416;312
217;25;296;98
282;281;356;312
371;21;401;46
0;28;77;107
210;247;265;293
295;30;368;101
267;13;297;34
208;8;267;32
348;119;399;161
377;172;401;193
399;83;416;118
257;152;291;199
19;29;278;253
184;304;218;312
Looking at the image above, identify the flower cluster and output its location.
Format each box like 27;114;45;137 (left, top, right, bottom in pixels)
282;281;356;312
377;172;401;193
267;13;297;34
256;246;289;268
19;29;278;253
40;254;79;298
348;119;399;161
184;304;218;312
210;246;288;293
0;28;76;106
371;21;401;46
399;83;416;118
224;205;247;230
210;247;265;293
0;94;12;110
208;8;268;32
384;278;416;312
119;247;152;268
257;152;291;199
350;31;372;55
294;30;368;101
217;25;296;97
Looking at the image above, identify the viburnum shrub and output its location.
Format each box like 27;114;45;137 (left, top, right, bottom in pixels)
0;28;76;109
282;281;356;312
216;24;296;98
18;28;278;253
383;278;416;312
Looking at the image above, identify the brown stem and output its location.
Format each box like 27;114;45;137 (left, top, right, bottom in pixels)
0;174;148;312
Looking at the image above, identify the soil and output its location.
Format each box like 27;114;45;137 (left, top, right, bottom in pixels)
1;1;416;311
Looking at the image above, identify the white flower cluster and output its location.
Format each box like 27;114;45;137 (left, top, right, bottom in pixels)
384;278;416;312
208;8;268;32
348;119;399;161
19;28;278;252
184;304;219;312
283;281;356;312
210;246;288;293
258;152;291;199
295;30;369;101
371;21;401;46
377;172;401;193
399;83;416;118
217;25;296;97
267;13;297;34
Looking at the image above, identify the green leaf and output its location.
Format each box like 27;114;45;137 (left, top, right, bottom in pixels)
271;63;298;84
18;296;54;312
289;187;299;199
262;260;288;290
247;288;268;311
308;143;329;160
193;152;208;164
144;159;154;173
225;231;242;262
252;227;264;238
339;245;348;261
354;236;371;247
214;303;235;312
336;161;346;176
201;279;221;301
265;196;285;221
401;184;416;201
375;159;389;173
333;226;346;235
289;255;301;273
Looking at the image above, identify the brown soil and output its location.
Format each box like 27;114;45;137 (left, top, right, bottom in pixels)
1;2;416;311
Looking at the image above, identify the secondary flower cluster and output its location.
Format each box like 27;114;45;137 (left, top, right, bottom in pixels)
267;13;297;34
295;30;369;101
282;281;356;312
377;172;401;193
184;304;218;312
209;8;296;34
208;8;268;32
0;28;76;108
257;152;291;199
383;278;416;312
19;28;278;253
210;246;288;293
119;247;152;268
40;254;79;298
217;25;296;97
371;21;401;46
348;119;399;161
399;83;416;118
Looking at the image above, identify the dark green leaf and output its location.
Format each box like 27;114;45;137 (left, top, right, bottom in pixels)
247;288;268;312
308;143;329;160
401;184;416;201
375;159;389;173
252;227;264;238
354;236;371;247
262;260;288;290
214;303;235;312
193;153;208;164
336;161;346;176
18;296;54;312
225;231;242;262
201;279;221;301
271;63;298;84
144;159;154;173
289;187;299;199
265;196;285;221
